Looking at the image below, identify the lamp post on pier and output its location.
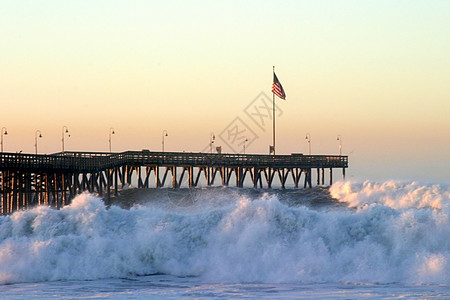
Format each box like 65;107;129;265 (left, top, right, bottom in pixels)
109;127;115;153
35;130;43;154
337;135;342;156
305;133;311;155
210;132;215;153
62;126;70;154
162;130;168;152
1;127;8;153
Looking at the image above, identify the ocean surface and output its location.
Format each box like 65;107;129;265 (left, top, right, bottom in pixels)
0;180;449;299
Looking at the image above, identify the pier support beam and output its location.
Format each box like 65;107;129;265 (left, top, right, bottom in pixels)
189;167;194;187
172;166;177;188
329;168;333;185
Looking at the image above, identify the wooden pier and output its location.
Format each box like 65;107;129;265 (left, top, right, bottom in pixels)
0;151;348;214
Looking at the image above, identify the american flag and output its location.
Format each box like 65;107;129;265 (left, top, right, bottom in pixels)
272;72;286;100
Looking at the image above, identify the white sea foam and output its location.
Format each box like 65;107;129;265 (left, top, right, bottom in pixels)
0;182;449;285
330;180;449;210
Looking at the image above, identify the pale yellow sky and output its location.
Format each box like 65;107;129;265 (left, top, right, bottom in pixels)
1;1;449;182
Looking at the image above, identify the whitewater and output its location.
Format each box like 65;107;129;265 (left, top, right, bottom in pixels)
0;180;449;299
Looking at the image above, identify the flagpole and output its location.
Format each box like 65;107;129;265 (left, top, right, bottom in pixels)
272;66;276;156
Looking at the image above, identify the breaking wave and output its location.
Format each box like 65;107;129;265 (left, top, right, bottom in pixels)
0;181;449;285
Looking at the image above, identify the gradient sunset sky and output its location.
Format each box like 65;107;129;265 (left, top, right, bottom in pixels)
1;1;449;182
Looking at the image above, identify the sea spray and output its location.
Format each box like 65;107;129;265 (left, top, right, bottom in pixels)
0;182;448;285
330;180;449;210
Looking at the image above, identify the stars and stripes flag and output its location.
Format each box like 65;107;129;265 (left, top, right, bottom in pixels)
272;72;286;100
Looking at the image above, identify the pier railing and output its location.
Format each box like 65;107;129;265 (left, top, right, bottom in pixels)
0;151;348;172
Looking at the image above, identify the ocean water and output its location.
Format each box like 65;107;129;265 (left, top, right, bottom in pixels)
0;181;449;299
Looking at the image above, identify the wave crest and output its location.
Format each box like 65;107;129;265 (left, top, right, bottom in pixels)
330;180;449;210
0;184;449;285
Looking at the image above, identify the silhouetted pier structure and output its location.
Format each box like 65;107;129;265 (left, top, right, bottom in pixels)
0;151;348;214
